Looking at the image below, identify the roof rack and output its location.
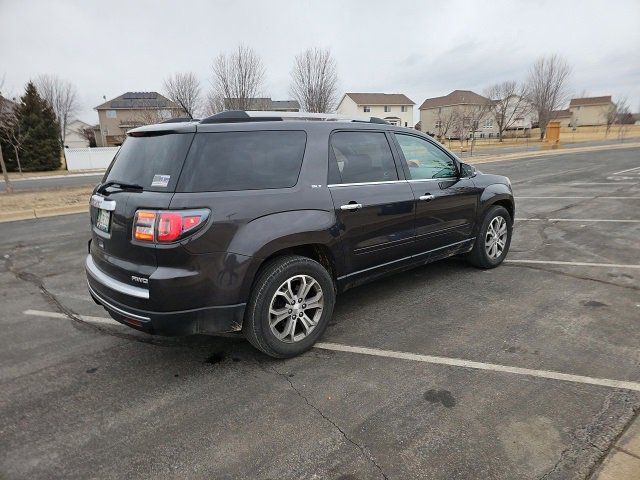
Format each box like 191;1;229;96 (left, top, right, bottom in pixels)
200;110;388;125
160;117;199;124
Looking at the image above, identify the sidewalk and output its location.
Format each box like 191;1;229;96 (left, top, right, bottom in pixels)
593;413;640;479
1;170;104;182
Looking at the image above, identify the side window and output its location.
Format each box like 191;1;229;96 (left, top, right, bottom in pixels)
178;131;307;192
330;131;398;184
394;134;457;180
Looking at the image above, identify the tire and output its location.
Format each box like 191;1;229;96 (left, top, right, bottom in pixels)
243;255;335;358
466;205;512;269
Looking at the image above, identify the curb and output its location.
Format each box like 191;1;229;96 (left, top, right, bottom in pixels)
466;141;640;165
0;205;88;223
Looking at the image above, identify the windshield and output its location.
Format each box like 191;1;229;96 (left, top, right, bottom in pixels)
104;133;194;192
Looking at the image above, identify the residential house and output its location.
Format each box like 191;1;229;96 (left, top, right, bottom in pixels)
63;119;92;148
550;109;572;128
224;98;300;112
419;90;496;139
95;92;184;146
0;94;17;116
569;96;613;127
497;95;537;132
336;93;415;127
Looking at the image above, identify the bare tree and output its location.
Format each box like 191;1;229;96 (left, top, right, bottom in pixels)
525;55;572;139
289;47;339;113
605;101;618;137
0;77;13;192
434;108;456;141
0;106;26;174
485;81;530;141
450;102;493;155
203;90;225;116
34;74;79;148
615;97;631;142
79;126;96;147
163;72;201;118
210;45;266;111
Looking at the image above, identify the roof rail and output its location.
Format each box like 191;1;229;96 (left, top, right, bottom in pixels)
200;110;388;125
160;117;199;124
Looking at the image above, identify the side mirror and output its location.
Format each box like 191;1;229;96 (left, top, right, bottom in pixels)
460;163;477;178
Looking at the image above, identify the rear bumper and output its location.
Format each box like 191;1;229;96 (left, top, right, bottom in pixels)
85;255;245;336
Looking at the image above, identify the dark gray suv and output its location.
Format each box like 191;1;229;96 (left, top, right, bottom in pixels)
86;111;514;357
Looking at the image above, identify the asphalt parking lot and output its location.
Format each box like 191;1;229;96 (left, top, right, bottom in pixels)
1;147;639;480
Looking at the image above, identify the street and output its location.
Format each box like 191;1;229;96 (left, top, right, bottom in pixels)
1;147;639;479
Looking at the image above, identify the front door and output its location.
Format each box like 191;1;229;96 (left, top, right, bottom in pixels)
328;130;415;280
392;133;479;257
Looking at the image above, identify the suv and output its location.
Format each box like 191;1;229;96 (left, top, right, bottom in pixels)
86;111;514;358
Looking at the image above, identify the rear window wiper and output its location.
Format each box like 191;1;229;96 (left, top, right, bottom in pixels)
97;180;144;194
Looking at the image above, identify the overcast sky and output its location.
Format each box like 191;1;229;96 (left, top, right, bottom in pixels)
1;0;639;124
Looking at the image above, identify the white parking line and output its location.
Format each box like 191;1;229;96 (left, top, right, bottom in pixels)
505;259;640;269
568;182;637;185
516;196;640;200
23;309;120;326
22;308;640;392
315;342;640;392
611;166;640;175
516;218;640;223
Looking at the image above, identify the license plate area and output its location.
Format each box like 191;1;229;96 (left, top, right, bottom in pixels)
96;208;112;233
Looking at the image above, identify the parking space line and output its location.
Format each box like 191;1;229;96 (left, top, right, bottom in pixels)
611;166;640;175
567;182;637;185
516;196;640;200
23;309;640;391
23;309;120;326
516;218;640;223
315;342;640;392
505;259;640;269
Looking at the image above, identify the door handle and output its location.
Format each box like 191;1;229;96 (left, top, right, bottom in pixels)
419;194;435;201
340;203;363;211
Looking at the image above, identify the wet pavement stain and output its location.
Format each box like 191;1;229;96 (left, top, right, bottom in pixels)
85;367;98;374
205;353;225;364
424;389;456;408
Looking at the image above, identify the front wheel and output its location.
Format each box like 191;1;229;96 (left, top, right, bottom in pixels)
466;205;512;269
243;255;335;358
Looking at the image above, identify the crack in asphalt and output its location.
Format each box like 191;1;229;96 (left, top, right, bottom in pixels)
2;250;176;347
269;365;390;480
537;392;640;480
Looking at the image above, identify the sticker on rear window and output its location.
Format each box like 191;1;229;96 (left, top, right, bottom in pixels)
151;174;170;187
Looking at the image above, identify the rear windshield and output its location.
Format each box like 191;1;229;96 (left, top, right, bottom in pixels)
105;133;194;191
177;131;307;192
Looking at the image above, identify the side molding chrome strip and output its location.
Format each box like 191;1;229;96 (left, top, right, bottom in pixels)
87;283;151;321
85;255;149;299
337;239;473;280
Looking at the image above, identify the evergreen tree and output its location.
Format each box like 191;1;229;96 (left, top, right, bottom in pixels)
8;82;61;171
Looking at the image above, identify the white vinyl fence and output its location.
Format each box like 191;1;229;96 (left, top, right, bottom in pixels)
65;147;119;172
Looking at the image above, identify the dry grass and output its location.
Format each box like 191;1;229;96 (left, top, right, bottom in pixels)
0;186;93;213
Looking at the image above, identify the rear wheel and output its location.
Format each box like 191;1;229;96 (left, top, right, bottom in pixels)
243;255;335;358
466;205;512;269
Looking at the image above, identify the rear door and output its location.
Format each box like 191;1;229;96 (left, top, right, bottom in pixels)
89;131;194;285
328;130;415;279
392;133;479;256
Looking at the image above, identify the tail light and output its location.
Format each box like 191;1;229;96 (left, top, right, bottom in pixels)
133;209;210;244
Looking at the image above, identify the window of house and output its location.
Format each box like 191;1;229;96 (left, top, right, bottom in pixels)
329;131;398;184
363;106;370;112
484;119;493;128
394;134;457;180
106;110;117;118
434;121;442;129
384;106;391;112
401;106;407;112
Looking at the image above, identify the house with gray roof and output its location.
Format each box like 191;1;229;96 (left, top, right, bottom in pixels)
94;92;185;146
